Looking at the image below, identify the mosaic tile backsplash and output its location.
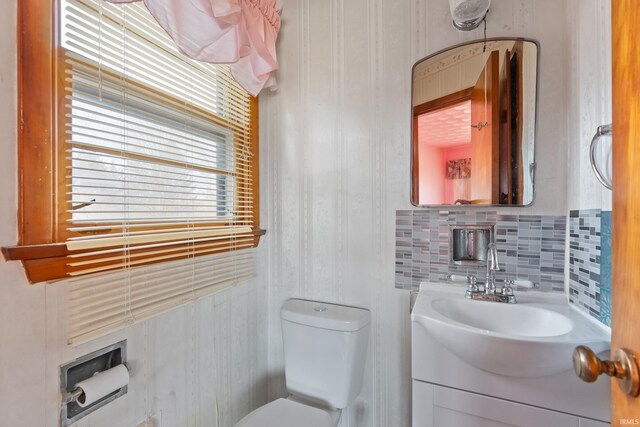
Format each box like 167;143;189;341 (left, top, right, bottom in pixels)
396;210;566;292
568;209;612;327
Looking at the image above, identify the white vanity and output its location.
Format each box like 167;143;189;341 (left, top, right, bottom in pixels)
411;282;611;426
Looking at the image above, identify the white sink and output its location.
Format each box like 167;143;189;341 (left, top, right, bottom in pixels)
430;298;574;337
412;283;610;377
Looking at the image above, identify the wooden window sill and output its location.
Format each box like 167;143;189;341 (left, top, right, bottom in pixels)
2;228;267;283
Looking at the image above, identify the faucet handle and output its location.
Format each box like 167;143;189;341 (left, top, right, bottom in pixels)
502;280;515;296
466;276;478;294
464;276;480;299
446;274;478;284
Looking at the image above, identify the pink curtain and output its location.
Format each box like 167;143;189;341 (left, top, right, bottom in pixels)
107;0;282;96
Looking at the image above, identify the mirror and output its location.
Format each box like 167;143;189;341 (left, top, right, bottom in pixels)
411;38;538;206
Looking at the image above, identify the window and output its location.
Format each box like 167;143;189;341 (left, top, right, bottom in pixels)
6;0;262;283
7;0;263;343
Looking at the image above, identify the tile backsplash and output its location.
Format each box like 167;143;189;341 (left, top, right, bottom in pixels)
396;210;566;292
568;209;612;327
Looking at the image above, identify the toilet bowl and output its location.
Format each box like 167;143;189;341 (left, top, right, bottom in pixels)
235;397;339;427
234;299;371;427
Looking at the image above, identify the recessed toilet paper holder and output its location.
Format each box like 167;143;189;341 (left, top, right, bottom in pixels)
62;387;86;406
61;363;130;406
60;340;129;427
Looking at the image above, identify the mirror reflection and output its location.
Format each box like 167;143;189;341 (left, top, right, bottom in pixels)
411;39;538;206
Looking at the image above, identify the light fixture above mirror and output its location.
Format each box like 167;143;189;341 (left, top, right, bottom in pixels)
449;0;491;31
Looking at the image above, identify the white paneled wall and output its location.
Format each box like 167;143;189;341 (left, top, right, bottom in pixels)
260;1;569;426
566;0;612;211
0;1;269;426
0;275;269;427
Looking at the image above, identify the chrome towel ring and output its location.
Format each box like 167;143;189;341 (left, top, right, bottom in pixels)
589;124;612;190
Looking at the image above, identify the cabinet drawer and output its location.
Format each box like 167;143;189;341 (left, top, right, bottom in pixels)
413;381;579;427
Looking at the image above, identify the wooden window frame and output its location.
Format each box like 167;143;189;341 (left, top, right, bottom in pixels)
2;0;264;283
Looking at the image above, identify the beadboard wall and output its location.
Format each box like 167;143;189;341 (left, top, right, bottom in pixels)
260;1;569;426
0;1;269;425
0;275;269;427
566;0;612;213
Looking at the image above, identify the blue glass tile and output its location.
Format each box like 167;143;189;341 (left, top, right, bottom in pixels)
599;211;612;327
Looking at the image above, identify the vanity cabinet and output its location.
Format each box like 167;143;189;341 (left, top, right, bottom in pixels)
412;381;609;427
411;283;611;427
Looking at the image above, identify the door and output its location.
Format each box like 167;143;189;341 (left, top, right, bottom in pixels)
572;2;640;423
511;41;525;205
498;48;512;204
612;0;640;423
498;44;525;205
470;50;500;204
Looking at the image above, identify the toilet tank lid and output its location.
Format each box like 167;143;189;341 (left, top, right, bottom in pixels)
281;299;371;332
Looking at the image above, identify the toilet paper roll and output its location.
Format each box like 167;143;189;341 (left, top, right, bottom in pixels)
74;364;130;408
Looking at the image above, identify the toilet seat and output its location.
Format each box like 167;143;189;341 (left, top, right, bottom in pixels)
235;398;335;427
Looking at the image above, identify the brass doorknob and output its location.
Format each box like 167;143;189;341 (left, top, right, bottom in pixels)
573;345;640;397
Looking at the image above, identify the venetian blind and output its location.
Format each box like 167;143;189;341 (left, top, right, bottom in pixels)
67;249;255;344
61;0;257;343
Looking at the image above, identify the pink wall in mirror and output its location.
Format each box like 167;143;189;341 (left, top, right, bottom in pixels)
444;145;472;203
418;144;445;204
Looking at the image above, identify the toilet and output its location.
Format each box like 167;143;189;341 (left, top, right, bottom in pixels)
235;299;371;427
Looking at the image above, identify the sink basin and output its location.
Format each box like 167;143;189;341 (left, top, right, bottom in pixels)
412;283;610;377
431;298;573;337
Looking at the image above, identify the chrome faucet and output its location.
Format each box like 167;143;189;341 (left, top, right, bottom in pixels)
485;243;500;295
464;242;517;304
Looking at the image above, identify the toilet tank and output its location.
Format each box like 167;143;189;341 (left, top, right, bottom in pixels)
280;299;371;409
